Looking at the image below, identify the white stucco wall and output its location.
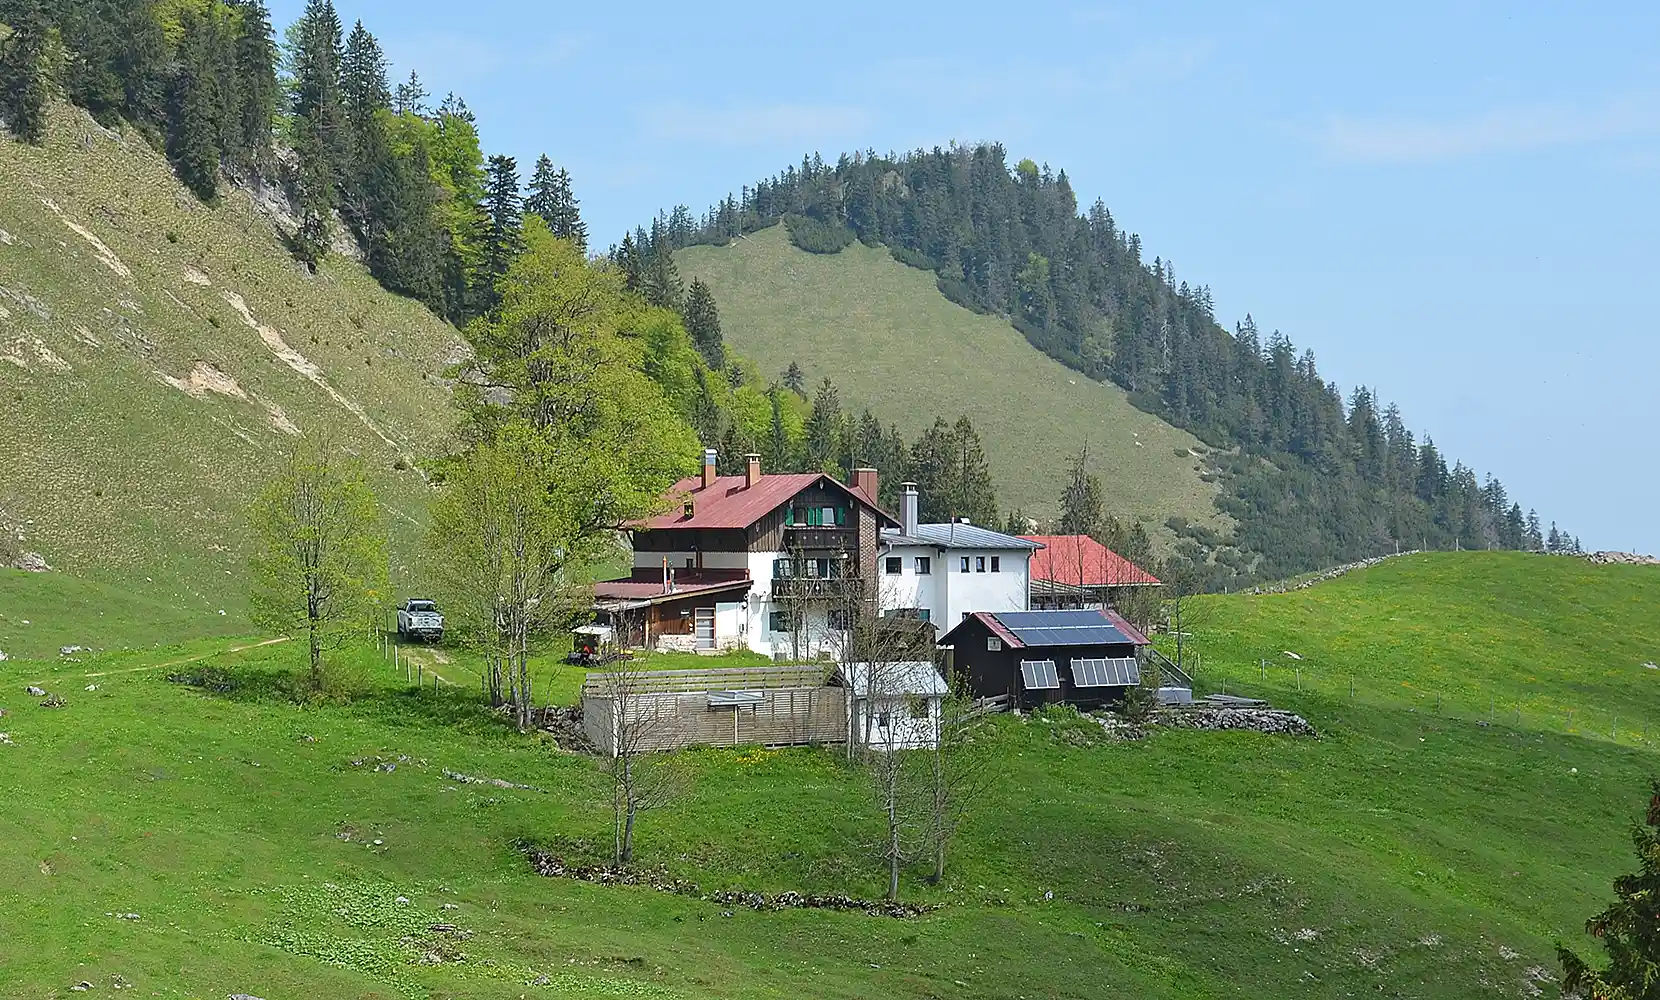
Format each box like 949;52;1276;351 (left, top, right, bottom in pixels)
853;694;941;750
877;543;1031;625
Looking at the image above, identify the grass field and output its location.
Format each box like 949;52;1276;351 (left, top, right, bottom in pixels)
0;104;462;615
3;552;1656;998
678;226;1223;535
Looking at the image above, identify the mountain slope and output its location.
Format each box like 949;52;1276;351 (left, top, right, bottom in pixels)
678;225;1223;534
0;105;463;617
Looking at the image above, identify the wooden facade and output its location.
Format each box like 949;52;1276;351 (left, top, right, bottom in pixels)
946;615;1141;712
582;666;846;755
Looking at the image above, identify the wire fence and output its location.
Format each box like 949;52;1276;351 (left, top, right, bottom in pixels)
1170;651;1658;750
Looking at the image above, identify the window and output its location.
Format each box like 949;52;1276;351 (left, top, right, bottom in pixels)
685;558;695;570
990;556;1001;573
908;696;930;720
976;556;986;573
773;558;793;579
876;711;891;729
824;506;838;526
959;556;970;573
884;556;902;575
915;556;931;575
988;637;1002;651
769;610;789;633
828;609;850;630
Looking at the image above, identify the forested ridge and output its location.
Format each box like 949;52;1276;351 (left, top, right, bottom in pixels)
0;0;1575;586
633;149;1579;583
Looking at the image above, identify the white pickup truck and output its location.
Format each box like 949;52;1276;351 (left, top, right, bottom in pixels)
396;599;444;642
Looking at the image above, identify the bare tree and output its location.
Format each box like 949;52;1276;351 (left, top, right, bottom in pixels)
589;631;688;865
833;579;932;902
923;665;990;883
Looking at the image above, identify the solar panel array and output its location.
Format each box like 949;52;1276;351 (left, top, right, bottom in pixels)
1071;657;1141;687
995;609;1130;647
1019;659;1060;690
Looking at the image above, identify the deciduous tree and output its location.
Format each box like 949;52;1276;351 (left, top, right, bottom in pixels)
247;432;387;691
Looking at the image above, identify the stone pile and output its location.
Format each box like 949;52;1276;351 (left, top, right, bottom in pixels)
442;769;545;793
1157;706;1318;737
1244;552;1417;596
536;704;594;753
521;845;937;919
1585;551;1660;566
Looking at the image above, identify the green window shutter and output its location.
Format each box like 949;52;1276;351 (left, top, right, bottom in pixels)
836;507;846;526
785;507;794;526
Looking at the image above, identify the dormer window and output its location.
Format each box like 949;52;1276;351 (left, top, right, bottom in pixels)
683;499;695;519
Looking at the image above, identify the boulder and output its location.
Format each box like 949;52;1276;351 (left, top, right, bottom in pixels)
25;686;46;697
12;551;50;572
60;645;89;656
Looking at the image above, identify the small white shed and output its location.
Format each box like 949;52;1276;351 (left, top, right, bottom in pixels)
836;661;949;751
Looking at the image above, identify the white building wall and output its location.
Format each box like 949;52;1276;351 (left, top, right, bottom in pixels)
878;542;1031;625
853;694;941;751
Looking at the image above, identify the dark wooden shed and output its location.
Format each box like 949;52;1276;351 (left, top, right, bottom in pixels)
939;609;1148;711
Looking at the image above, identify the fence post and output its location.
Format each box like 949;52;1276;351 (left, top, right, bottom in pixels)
1296;667;1301;693
1261;658;1266;681
1349;676;1355;700
1435;693;1442;715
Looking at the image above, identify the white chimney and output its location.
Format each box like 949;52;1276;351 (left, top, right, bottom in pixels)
901;482;919;537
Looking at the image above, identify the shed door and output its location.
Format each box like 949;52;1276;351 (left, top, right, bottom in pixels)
694;607;715;650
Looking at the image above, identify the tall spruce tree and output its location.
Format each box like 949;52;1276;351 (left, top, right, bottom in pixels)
1057;446;1104;537
804;377;842;475
339;20;391;227
682;278;724;368
392;70;426;115
0;8;50;143
1557;781;1660;998
289;0;347;265
953;416;997;526
475;154;524;314
167;7;229;201
227;0;278;174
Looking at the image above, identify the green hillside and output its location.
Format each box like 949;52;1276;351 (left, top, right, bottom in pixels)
678;226;1221;532
2;552;1655;998
0;105;463;619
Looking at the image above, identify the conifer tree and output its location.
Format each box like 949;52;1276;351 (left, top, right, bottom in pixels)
782;361;806;396
804;377;843;475
227;0;279;174
616;233;643;293
393;70;426;115
1057;445;1104;537
1557;781;1660;999
641;241;683;311
0;8;50;144
954;416;997;526
289;0;347;265
910;419;960;525
475;154;524;314
525;155;559;224
167;8;228;201
765;386;795;473
683;278;724;369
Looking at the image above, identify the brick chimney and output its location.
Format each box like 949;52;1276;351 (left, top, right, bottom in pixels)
853;466;878;500
745;453;762;489
901;482;919;537
701;447;717;490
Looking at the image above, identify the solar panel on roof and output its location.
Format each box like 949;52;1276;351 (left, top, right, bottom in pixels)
1006;623;1130;646
1019;660;1060;690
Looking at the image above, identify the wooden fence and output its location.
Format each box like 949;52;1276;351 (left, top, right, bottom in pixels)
582;665;847;755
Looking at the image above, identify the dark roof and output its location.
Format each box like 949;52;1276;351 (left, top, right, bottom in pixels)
884;523;1044;550
942;608;1141;649
1021;535;1161;586
642;473;896;531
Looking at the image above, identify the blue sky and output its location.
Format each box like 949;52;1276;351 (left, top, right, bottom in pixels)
273;1;1660;553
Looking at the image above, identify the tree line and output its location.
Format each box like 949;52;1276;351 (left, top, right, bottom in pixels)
636;146;1576;582
0;0;585;331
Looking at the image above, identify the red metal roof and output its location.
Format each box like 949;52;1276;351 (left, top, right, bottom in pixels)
642;473;895;531
1020;535;1161;587
1102;608;1151;647
971;611;1026;649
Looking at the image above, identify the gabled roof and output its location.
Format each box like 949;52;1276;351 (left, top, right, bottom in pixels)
941;609;1142;649
641;474;896;531
1021;535;1161;587
884;523;1044;550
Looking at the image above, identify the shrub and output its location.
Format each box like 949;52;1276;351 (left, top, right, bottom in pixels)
1122;659;1162;724
935;275;992;315
888;245;936;271
782;213;855;254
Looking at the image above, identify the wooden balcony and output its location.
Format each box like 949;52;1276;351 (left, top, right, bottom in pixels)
781;525;855;550
771;576;866;601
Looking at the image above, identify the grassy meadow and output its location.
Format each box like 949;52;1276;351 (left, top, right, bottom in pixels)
677;226;1223;535
0;106;462;611
2;552;1657;998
